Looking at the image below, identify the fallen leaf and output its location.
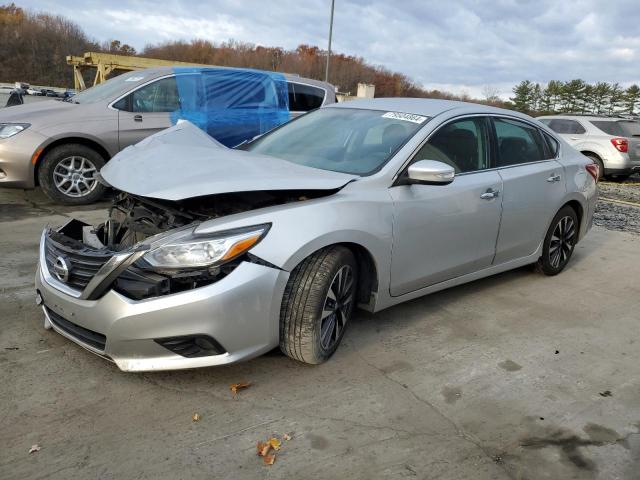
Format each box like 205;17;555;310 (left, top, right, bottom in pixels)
230;382;251;395
268;437;282;451
192;413;200;422
29;444;40;454
256;441;271;457
263;454;276;465
283;433;292;441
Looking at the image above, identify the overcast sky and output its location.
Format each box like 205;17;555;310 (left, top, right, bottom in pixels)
19;0;640;98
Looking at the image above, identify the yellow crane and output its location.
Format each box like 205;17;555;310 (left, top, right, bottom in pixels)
66;52;212;91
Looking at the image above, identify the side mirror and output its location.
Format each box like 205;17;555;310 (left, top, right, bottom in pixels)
406;160;455;185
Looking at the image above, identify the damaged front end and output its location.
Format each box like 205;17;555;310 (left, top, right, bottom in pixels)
41;189;334;302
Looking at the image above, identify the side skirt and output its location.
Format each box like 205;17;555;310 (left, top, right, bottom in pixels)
372;246;542;313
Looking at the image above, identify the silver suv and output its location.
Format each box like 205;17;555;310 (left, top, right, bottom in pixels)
537;115;640;180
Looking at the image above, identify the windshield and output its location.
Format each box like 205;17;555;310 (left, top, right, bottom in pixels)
247;108;428;175
71;71;148;104
620;121;640;137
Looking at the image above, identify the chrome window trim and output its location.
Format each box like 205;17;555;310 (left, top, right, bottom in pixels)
392;112;561;184
287;80;328;113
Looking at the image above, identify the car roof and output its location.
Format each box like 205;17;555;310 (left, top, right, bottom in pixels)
140;66;332;90
326;97;524;118
537;115;621;121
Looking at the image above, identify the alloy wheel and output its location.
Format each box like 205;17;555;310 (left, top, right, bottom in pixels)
53;156;99;198
320;265;355;350
549;216;576;268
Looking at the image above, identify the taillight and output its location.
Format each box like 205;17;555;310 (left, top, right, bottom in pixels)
610;137;628;153
585;163;599;182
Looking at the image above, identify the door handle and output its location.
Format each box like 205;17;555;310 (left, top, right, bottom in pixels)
570;137;580;140
134;114;143;122
547;174;561;183
480;188;500;200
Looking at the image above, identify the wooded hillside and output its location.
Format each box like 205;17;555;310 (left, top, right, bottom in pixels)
0;3;505;104
2;3;638;117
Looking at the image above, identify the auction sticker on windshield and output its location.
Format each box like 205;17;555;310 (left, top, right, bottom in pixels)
381;112;427;124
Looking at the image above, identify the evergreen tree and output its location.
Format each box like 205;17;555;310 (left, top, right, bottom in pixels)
624;85;640;115
607;83;625;115
591;83;611;115
510;80;534;112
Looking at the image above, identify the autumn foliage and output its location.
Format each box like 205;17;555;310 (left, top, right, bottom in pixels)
0;2;508;106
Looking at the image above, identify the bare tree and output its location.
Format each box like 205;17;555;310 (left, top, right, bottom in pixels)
482;85;501;103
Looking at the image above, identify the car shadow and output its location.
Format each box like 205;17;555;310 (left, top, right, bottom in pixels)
130;234;606;389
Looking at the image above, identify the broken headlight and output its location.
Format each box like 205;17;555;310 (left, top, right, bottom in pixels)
143;224;270;269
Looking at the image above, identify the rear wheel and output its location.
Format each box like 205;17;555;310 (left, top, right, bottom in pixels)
609;175;630;183
535;206;578;276
584;153;604;180
38;144;106;205
280;246;358;364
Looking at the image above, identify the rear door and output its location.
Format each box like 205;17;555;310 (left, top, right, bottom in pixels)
389;116;503;296
492;117;566;264
115;76;178;150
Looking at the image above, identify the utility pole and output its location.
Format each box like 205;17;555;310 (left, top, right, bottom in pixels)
325;0;335;82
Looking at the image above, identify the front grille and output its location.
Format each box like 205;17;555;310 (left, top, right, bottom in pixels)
46;308;107;350
44;231;112;291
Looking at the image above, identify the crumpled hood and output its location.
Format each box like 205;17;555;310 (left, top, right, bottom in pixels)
100;121;357;201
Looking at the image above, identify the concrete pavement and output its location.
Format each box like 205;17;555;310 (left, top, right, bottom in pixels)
1;188;639;480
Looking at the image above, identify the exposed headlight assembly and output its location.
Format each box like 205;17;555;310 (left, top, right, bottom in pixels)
143;224;270;269
0;123;30;139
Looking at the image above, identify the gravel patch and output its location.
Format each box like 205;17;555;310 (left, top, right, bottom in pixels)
594;176;640;235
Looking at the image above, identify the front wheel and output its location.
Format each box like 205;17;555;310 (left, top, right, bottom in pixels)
38;144;106;205
535;206;578;276
280;246;358;364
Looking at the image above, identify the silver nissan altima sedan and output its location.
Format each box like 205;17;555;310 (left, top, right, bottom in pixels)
35;98;598;371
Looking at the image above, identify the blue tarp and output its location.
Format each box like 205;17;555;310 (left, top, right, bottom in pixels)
170;67;290;147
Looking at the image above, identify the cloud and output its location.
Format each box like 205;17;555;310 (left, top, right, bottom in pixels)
18;0;640;95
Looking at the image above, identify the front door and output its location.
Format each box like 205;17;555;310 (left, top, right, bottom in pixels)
116;76;178;150
389;117;503;296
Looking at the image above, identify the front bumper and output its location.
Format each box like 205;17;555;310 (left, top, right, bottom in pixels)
0;129;48;188
36;258;289;372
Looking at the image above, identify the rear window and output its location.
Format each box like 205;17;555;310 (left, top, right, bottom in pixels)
590;121;624;136
619;121;640;137
288;82;325;111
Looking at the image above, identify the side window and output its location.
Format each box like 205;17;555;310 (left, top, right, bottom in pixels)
590;121;624;136
547;119;586;134
542;131;559;158
494;118;547;167
288;83;325;112
413;117;489;173
131;77;180;113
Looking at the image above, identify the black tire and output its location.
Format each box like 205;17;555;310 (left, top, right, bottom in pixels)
38;144;106;205
280;246;358;364
535;206;579;276
584;154;604;180
609;175;630;183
